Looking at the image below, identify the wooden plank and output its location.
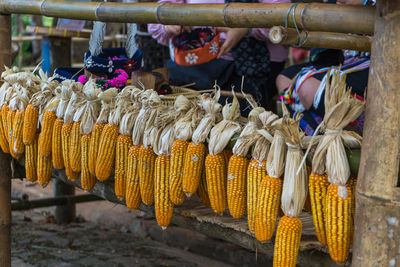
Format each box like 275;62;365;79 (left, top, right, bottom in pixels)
26;26;91;38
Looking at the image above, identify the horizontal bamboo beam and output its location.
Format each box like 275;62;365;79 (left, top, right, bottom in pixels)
0;1;375;35
269;26;372;52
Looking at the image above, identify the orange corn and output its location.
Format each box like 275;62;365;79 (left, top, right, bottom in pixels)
1;104;10;144
205;153;227;215
273;216;302;267
309;173;329;245
197;167;210;207
62;123;79;181
115;134;132;200
0;113;9;153
7;109;15;155
227;155;248;219
155;154;173;229
25;134;38;182
247;160;266;235
37;155;53;186
11;110;24;158
95;124;119;181
138;145;156;205
88;122;105;175
126;145;142;209
23;104;39;145
182;142;206;197
222;149;232;166
169;140;187;204
38;111;56;157
81;134;96;191
69;121;82;172
254;175;283;242
52;118;64;169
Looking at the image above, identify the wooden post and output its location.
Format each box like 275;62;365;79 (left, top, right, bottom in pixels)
353;1;400;266
53;179;76;224
0;14;12;267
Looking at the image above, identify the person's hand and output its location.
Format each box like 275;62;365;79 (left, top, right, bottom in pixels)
164;25;192;36
216;27;249;58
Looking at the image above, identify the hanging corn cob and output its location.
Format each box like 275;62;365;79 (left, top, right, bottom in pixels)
197;167;210;206
0;82;12;153
227;107;264;219
248;111;278;235
273;113;309;267
25;133;38;182
183;93;222;201
206;92;242;215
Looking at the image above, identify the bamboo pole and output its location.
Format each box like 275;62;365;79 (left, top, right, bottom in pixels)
269;26;372;52
353;0;400;266
0;1;374;35
0;13;11;267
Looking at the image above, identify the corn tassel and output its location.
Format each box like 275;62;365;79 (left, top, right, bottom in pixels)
11;110;24;158
155;154;173;229
7;109;15;155
205;153;227;215
62;123;79;181
254;175;283;242
326;184;352;264
197;167;210;207
126;145;141;209
25;135;38;182
52;118;64;169
38;111;56;157
227;155;248;219
37;155;53;186
169;140;187;204
247;160;266;235
115;135;132;200
88;122;105;175
138;145;156;205
309;173;329;245
182;142;206;197
23;104;39;145
95;124;119;181
81;134;96;191
0;114;9;153
69;121;81;172
273;216;302;267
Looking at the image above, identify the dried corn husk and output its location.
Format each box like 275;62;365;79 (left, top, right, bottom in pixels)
174;96;200;141
55;80;79;120
96;88;119;124
251;111;279;162
154;106;176;156
119;87;143;136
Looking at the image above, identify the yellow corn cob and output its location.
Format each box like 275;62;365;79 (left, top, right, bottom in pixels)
62;123;79;181
23;104;39;145
52;118;64;169
1;104;10;144
222;149;232;166
309;173;329;245
197;167;210;207
182;142;206;197
126;145;142;209
227;155;248;219
37;155;53;186
95;124;119;181
25;134;38;182
169;139;187;204
0;115;9;153
115;134;132;200
11;110;24;158
247;160;266;235
273;216;302;267
38;111;56;157
7;109;15;155
155;154;173;229
81;134;96;191
347;176;357;245
69;121;81;172
205;153;227;215
326;184;352;264
254;175;283;242
88;122;105;175
138;145;156;205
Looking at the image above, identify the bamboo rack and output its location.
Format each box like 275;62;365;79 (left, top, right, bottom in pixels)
0;1;374;35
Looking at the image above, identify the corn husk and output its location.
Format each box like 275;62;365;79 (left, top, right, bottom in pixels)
55;80;80;119
251;111;279;162
174;96;201;141
208;93;241;156
63;89;85;125
95;88;119;124
153;106;176;156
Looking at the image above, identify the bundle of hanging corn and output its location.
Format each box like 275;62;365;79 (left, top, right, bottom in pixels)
272;111;309;267
310;68;364;264
247;110;278;235
206;93;243;215
183;92;222;207
227;105;265;219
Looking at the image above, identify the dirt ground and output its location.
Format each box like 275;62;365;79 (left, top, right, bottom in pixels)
11;179;272;267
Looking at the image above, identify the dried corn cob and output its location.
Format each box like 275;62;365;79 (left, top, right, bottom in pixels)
115;135;132;200
25;134;38;182
155;154;173;229
62;123;79;181
182;142;206;197
88;122;105;175
126;145;141;210
23;104;39;145
139;145;156;205
7;109;15;155
169;139;187;204
81;134;96;191
37;154;53;186
52;118;64;169
254;175;283;242
0;116;9;153
95;123;119;181
38;111;56;157
347;176;357;245
197;167;210;207
247;160;266;234
227;155;248;219
11;110;24;158
205;153;227;215
222;149;232;166
69;121;81;172
309;173;329;245
1;104;9;144
273;216;302;267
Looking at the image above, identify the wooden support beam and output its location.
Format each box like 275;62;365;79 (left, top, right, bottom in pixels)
353;1;400;266
0;13;11;267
